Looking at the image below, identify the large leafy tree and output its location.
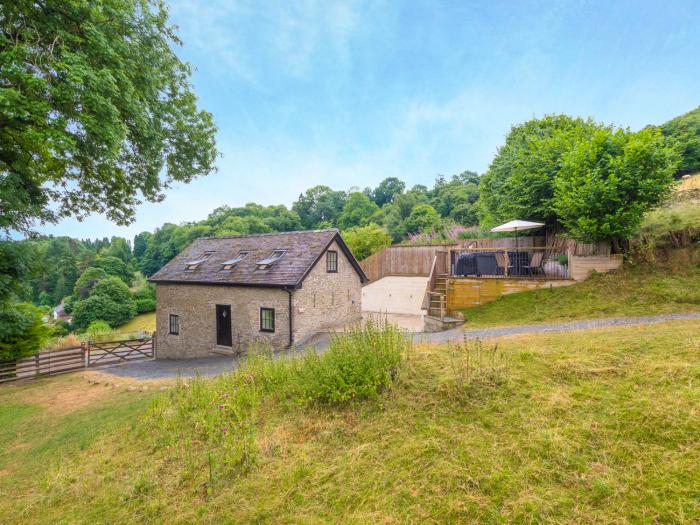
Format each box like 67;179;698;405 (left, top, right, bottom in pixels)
479;115;601;228
0;0;217;234
292;186;347;228
554;127;679;244
371;177;405;207
337;192;379;230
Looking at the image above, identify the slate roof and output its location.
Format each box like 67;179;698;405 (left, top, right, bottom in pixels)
148;229;367;288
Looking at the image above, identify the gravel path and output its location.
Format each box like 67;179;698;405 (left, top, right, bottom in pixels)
95;312;700;380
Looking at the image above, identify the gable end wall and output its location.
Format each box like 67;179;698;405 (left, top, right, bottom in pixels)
292;240;363;345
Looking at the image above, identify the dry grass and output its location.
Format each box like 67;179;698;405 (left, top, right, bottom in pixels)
1;320;699;523
677;172;700;191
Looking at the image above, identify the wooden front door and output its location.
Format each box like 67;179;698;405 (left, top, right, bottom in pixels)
216;304;232;347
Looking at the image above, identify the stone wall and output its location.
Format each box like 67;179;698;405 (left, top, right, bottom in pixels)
155;284;290;359
292;240;363;345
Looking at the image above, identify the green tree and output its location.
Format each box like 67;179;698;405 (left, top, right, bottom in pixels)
342;224;392;260
292;186;347;228
133;231;153;262
430;172;480;225
479;115;602;228
660;106;700;175
73;267;108;300
337;192;379;230
554;127;679;243
72;294;136;329
404;204;442;234
94;256;132;284
371;177;405;206
72;276;136;329
0;0;217;234
101;237;133;264
0;303;51;360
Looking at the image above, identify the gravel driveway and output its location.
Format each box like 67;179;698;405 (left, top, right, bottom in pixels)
95;312;700;381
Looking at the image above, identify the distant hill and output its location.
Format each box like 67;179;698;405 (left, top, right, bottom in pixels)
660;106;700;176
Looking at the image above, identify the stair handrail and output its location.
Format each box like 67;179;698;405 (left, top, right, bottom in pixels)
422;255;439;311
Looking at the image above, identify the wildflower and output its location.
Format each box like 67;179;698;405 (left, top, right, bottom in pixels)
222;427;228;434
219;404;225;410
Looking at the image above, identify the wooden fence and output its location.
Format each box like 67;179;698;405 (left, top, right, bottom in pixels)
0;336;155;384
360;236;612;282
0;346;86;384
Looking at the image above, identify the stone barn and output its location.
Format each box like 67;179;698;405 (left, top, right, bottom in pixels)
149;229;367;359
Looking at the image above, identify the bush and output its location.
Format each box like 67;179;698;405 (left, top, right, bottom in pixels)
297;318;409;405
72;294;136;329
0;303;51;360
52;319;72;337
86;320;113;339
342;223;392;260
132;284;156;313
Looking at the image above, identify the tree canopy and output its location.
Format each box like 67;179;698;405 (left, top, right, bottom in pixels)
479;115;601;228
0;0;217;234
660;105;700;176
554;127;679;243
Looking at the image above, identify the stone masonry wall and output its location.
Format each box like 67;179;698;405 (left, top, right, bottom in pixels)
155;284;290;359
292;240;363;345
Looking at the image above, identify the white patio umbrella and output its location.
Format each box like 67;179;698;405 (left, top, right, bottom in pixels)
490;220;545;273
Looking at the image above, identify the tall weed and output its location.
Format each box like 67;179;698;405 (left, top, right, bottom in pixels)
297;317;410;405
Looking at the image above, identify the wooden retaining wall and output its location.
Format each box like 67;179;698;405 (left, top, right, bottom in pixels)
447;278;576;310
569;254;623;281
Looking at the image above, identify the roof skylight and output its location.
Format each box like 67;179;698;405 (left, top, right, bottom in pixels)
256;249;286;270
221;250;251;270
184;251;215;271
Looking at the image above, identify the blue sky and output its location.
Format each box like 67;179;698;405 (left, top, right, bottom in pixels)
40;0;700;240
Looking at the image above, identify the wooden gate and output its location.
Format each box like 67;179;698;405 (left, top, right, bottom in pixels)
86;338;154;367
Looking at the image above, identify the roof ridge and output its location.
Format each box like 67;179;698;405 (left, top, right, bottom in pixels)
197;228;338;241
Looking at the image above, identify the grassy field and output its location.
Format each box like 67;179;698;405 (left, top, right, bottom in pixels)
115;311;156;334
1;319;699;523
462;260;700;328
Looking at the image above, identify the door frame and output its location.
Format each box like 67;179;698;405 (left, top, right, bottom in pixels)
215;304;232;347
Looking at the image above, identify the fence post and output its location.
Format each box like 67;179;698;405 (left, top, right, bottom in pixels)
152;332;157;359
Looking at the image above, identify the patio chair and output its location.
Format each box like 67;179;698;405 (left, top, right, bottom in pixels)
493;252;507;276
522;251;545;276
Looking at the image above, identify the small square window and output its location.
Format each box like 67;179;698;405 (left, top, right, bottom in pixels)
169;314;180;335
260;308;275;332
326;250;338;272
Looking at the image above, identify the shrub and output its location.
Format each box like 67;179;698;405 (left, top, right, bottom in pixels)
297;318;409;405
0;303;52;360
86;320;113;339
72;294;136;329
342;223;392;260
132;284;156;313
52;319;72;337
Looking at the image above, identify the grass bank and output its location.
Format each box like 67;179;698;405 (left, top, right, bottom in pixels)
461;262;700;328
1;319;699;523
